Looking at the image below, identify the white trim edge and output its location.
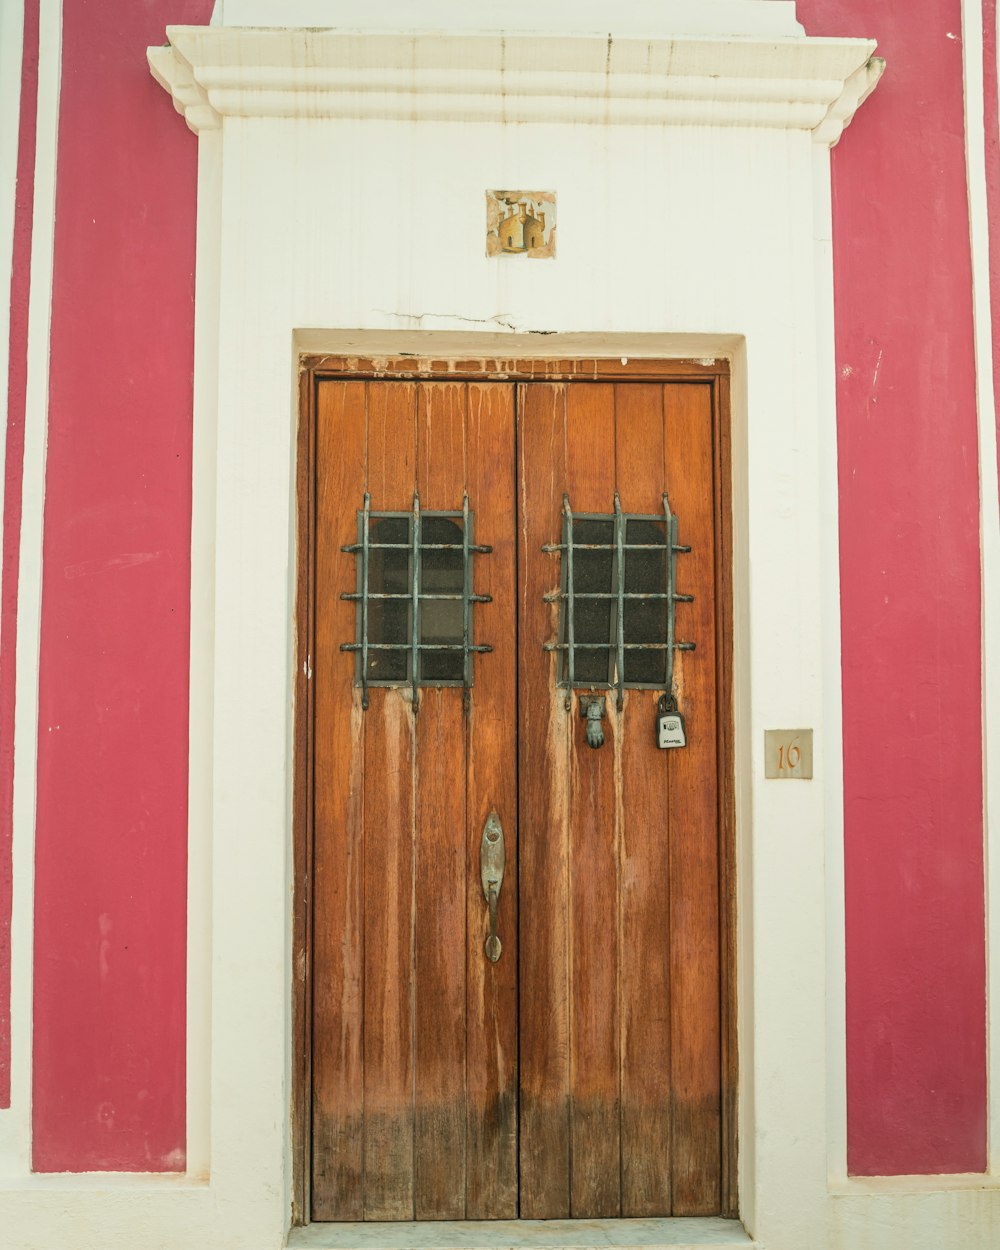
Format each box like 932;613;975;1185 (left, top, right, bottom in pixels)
0;0;25;620
962;0;1000;1177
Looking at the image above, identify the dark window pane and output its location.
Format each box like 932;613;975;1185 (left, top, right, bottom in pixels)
623;518;668;684
556;512;674;689
419;516;465;682
366;516;410;682
568;518;614;685
352;508;485;691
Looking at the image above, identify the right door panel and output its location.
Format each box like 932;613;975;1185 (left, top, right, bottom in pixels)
517;380;723;1218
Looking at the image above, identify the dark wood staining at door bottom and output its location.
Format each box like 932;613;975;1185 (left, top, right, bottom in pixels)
298;362;734;1225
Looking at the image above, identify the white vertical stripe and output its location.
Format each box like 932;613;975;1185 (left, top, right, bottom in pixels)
0;0;26;654
962;0;1000;1175
812;138;850;1185
0;0;61;1173
186;128;222;1182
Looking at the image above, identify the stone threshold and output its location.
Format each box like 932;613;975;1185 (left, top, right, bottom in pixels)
287;1218;754;1250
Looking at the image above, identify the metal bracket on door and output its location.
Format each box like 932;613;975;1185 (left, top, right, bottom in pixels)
480;811;505;963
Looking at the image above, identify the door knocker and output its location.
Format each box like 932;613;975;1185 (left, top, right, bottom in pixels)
580;695;606;749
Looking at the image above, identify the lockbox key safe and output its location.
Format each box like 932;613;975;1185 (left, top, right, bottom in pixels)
657;694;686;749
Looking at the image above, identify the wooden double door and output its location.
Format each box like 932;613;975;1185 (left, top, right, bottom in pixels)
307;371;732;1222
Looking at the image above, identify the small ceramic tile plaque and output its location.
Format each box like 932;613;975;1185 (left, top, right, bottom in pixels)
486;190;556;258
764;729;814;779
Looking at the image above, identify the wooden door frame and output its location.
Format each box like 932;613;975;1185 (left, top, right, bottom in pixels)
291;355;737;1226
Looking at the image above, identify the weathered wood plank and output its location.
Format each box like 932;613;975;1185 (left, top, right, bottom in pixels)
564;382;621;1218
311;380;367;1219
517;382;572;1219
465;382;518;1218
413;383;468;1219
663;383;721;1215
362;381;418;1220
615;383;673;1217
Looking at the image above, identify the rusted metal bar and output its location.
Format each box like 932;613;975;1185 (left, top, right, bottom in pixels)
411;494;422;708
544;641;694;652
341;643;493;653
543;591;692;602
563;494;574;707
360;493;371;708
613;493;626;709
342;541;492;553
341;592;492;602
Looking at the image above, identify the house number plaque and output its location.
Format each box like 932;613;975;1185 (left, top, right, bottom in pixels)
764;729;813;779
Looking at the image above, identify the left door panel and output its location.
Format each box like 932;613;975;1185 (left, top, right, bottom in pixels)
311;380;518;1220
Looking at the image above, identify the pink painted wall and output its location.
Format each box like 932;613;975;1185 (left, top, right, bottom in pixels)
800;1;987;1174
6;0;988;1176
30;0;210;1171
1;0;39;1112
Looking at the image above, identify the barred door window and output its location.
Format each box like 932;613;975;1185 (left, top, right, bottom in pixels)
543;492;694;706
340;493;492;707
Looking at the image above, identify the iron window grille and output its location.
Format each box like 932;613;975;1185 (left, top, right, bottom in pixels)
543;492;695;709
340;492;492;710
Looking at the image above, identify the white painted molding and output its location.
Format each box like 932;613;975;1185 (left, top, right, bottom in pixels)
814;56;885;147
148;26;880;144
149;41;220;135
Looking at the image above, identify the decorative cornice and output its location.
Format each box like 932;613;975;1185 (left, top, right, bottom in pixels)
813;55;885;146
148;26;881;145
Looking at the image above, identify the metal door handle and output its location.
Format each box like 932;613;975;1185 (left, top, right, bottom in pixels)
480;811;505;963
